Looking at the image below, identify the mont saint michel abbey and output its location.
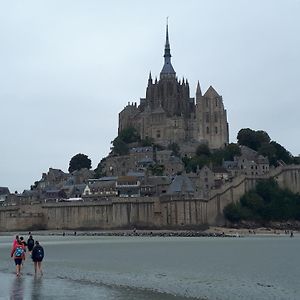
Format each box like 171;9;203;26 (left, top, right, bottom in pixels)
119;24;229;149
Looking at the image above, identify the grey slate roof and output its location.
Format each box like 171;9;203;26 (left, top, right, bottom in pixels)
161;61;176;75
0;187;10;195
166;175;195;195
127;171;145;178
138;157;154;164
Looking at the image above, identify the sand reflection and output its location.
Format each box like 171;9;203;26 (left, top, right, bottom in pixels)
10;276;25;300
31;276;43;299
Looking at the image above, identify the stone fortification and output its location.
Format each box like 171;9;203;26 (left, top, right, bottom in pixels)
1;166;300;231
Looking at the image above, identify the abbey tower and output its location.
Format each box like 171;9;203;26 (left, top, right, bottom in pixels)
119;24;229;149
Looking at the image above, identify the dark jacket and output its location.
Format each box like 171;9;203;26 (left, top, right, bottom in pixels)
27;238;34;251
31;245;44;262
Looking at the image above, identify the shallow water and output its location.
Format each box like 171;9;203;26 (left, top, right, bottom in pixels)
0;234;299;299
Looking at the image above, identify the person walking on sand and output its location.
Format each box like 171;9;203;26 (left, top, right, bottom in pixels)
12;235;19;248
19;237;27;252
27;235;34;255
11;239;25;276
31;241;44;276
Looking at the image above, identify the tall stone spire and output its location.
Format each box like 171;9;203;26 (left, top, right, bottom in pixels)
196;81;202;97
160;19;176;78
148;71;152;84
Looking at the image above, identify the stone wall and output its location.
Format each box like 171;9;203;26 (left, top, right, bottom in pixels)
1;165;300;231
0;205;46;231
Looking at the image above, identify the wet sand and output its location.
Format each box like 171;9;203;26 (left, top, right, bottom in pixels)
1;234;300;299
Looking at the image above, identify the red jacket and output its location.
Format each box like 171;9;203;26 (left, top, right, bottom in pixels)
11;243;25;260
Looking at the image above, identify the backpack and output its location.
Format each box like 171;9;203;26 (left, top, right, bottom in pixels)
27;239;34;248
36;247;44;260
15;246;24;257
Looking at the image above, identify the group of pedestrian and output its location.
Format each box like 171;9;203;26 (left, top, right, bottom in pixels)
10;233;44;277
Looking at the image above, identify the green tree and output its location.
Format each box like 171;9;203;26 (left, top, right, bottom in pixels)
270;141;293;165
182;155;209;173
224;178;300;223
237;128;270;151
258;142;277;165
141;136;154;147
148;164;165;176
118;127;140;144
111;137;129;156
68;153;92;173
223;143;241;161
196;144;210;157
223;202;243;222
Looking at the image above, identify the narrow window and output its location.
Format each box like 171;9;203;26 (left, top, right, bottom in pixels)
215;127;218;134
206;127;209;134
206;112;209;122
156;130;161;138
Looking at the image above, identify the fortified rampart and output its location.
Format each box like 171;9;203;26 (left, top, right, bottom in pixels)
1;166;300;231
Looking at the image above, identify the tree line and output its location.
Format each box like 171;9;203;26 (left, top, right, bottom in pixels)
224;179;300;223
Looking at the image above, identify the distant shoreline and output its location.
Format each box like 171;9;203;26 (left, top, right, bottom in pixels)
0;226;298;238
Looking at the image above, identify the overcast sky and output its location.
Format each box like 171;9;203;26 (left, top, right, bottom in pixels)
1;0;299;192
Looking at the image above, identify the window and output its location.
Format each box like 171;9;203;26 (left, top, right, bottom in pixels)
206;112;209;122
156;130;161;138
206;98;209;107
206;127;209;134
215;127;218;134
216;99;218;107
214;112;218;122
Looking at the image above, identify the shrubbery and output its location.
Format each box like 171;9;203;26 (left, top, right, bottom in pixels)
224;179;300;223
182;143;241;173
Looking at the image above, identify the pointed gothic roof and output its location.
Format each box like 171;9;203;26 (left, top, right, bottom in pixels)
204;85;220;98
196;81;202;97
160;21;176;77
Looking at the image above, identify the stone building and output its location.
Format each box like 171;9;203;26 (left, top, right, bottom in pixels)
119;24;229;150
0;187;10;203
83;177;118;199
223;145;270;177
116;176;141;197
188;165;215;198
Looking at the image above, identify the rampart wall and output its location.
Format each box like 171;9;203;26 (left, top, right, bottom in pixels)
1;166;300;231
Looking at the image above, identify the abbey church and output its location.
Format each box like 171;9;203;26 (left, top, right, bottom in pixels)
119;24;229;149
